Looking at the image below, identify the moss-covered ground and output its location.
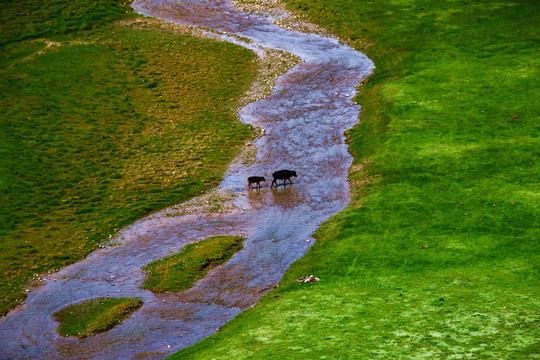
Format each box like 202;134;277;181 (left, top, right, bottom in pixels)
171;0;539;358
143;235;245;292
53;297;143;337
0;1;257;316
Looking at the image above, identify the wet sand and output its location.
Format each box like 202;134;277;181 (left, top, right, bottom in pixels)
0;1;373;359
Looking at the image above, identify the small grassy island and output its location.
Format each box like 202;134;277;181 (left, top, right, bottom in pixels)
53;297;143;338
142;235;245;293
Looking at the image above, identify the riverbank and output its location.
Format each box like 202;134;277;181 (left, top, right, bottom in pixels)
172;0;540;358
0;1;258;316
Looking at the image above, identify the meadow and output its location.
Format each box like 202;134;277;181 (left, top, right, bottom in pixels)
0;0;257;316
172;0;540;358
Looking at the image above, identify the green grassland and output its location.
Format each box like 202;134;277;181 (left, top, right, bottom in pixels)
0;1;257;316
53;297;143;337
172;0;539;358
143;235;245;292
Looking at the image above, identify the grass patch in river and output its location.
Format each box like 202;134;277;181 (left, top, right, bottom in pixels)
142;236;245;293
0;1;257;316
54;297;143;338
171;0;539;358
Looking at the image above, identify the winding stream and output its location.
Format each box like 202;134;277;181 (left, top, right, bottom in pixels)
0;1;373;359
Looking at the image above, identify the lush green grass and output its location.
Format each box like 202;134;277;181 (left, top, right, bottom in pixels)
0;3;257;315
171;0;539;358
143;236;245;292
53;297;143;337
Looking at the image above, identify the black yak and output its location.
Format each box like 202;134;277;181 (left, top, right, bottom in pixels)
271;170;297;188
248;176;266;189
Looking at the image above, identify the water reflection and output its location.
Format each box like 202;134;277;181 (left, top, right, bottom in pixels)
270;185;300;209
247;183;302;210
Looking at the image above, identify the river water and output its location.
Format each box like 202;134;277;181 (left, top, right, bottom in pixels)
0;1;373;358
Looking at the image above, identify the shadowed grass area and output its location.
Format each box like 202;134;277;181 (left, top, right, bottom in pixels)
143;236;245;292
54;297;143;338
171;0;539;358
0;0;134;47
0;3;257;315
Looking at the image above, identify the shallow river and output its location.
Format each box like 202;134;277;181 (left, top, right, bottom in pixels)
0;1;373;358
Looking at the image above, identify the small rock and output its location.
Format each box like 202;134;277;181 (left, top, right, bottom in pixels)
297;275;319;283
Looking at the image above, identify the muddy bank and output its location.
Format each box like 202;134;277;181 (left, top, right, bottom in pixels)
0;1;373;359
